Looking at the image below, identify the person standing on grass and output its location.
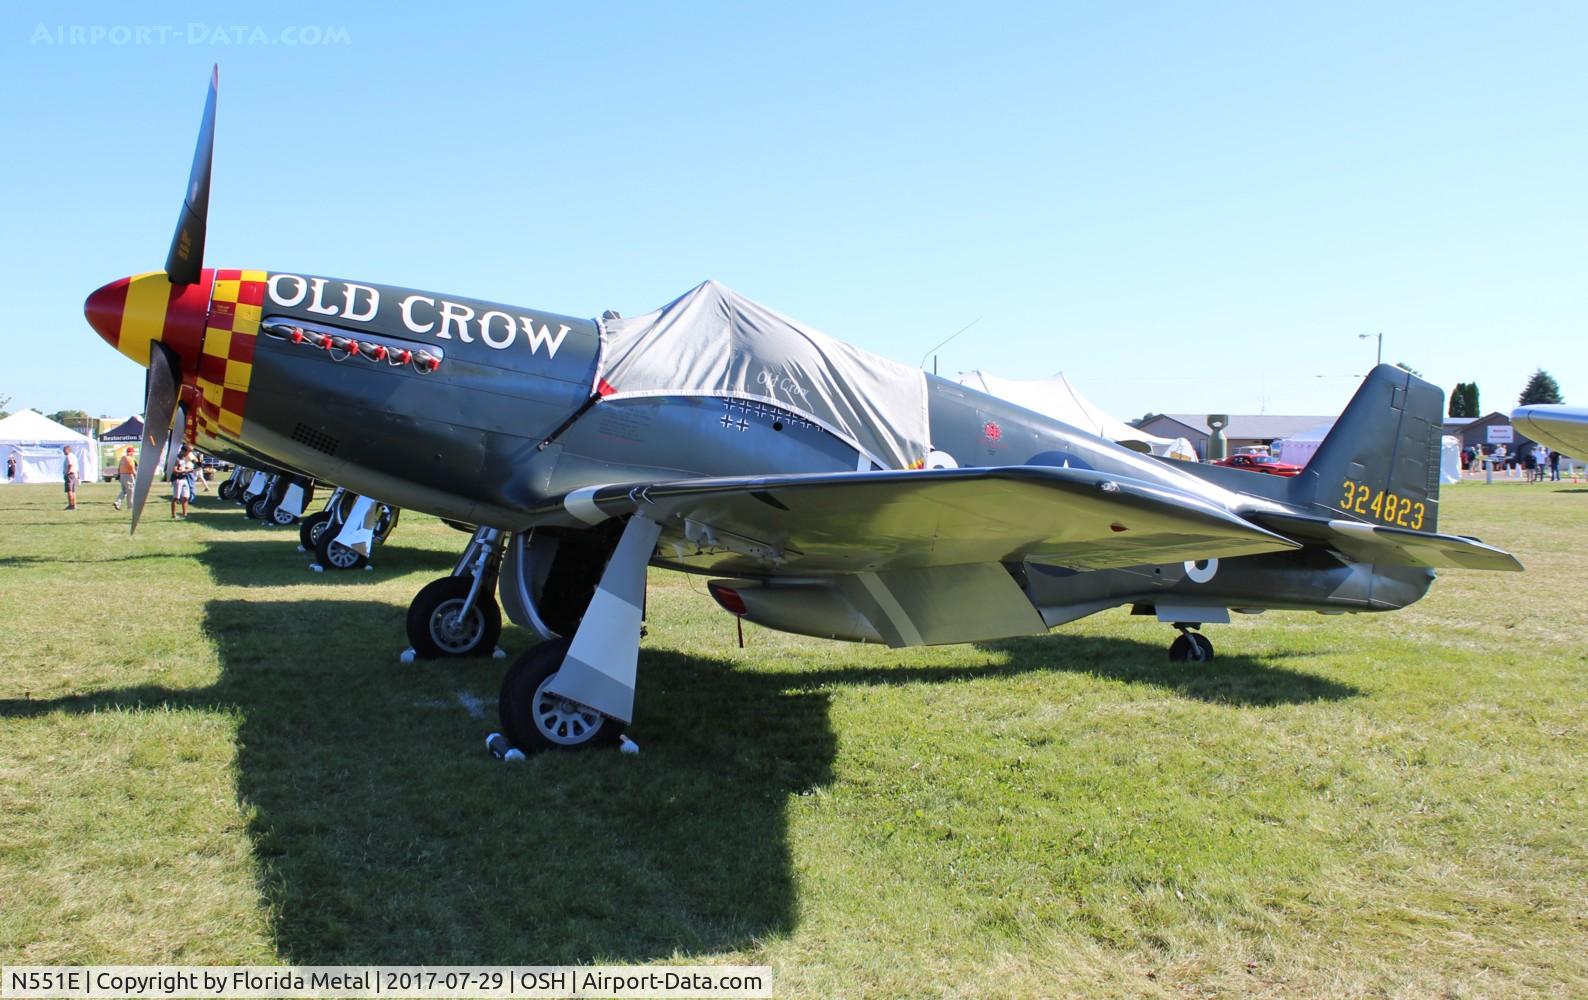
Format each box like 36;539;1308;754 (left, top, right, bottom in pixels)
113;446;137;510
62;445;79;510
5;453;15;481
170;445;196;519
1550;449;1561;481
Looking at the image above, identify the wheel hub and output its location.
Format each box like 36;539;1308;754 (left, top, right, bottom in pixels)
532;673;603;745
431;599;482;652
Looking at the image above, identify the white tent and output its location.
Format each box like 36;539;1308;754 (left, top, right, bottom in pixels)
1271;423;1332;468
1;410;101;484
957;371;1197;461
1440;435;1461;485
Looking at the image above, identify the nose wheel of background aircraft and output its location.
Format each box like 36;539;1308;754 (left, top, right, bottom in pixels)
406;577;503;658
405;527;504;658
315;530;368;571
1168;626;1214;663
299;509;333;551
498;638;620;751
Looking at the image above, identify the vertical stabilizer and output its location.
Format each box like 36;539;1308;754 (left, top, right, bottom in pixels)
1292;365;1444;533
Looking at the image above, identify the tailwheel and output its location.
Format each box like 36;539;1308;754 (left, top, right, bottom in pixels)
499;637;621;752
1168;629;1214;663
299;509;334;551
314;526;368;570
405;576;502;659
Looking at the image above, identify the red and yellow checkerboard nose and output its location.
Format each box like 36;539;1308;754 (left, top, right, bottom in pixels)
84;270;215;369
193;269;266;438
86;268;266;442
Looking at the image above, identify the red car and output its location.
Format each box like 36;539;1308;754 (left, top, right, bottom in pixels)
1212;453;1303;476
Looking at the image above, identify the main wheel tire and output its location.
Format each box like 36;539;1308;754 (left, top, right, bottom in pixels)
246;495;269;519
218;481;236;501
314;526;368;570
269;503;299;526
1168;633;1215;663
299;510;334;551
499;637;621;752
405;576;502;658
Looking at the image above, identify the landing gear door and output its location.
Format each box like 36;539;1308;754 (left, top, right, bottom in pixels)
499;531;562;639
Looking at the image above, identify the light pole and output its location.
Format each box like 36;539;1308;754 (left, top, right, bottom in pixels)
1358;332;1383;367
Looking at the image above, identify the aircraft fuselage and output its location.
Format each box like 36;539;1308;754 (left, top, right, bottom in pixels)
85;268;1436;626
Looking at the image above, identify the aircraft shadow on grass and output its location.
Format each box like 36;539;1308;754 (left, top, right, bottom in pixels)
0;593;1356;965
195;539;457;587
0;552;188;568
181;505;281;533
975;633;1359;707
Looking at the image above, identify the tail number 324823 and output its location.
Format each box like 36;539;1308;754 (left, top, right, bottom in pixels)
1339;480;1425;530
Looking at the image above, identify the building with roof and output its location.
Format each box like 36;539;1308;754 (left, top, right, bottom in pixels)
1442;412;1533;455
1133;414;1334;460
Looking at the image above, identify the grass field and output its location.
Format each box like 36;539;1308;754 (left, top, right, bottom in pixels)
1;480;1584;997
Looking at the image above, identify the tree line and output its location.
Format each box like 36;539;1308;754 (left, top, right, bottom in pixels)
1449;369;1564;417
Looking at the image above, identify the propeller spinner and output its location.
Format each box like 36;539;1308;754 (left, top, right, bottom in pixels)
83;67;219;532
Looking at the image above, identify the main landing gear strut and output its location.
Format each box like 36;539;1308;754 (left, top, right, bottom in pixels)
496;515;660;752
405;527;505;659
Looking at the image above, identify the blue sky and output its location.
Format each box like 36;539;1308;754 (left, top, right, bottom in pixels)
3;2;1583;424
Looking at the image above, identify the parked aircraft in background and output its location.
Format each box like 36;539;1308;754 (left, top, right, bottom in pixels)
83;69;1523;753
1512;405;1588;460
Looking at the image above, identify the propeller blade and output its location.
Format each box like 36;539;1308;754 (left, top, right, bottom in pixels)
165;405;187;479
130;343;181;533
165;66;217;285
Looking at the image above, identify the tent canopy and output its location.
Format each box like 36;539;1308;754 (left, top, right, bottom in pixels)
1271;423;1333;468
100;415;144;442
957;371;1197;461
1;410;100;483
598;280;930;469
1440;435;1461;485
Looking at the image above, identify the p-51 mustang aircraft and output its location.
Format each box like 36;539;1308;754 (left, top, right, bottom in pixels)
85;70;1521;752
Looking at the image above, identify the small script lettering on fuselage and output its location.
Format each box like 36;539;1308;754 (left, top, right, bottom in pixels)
265;274;570;359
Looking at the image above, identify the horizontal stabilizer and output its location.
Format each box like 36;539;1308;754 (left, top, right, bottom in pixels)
1254;511;1522;572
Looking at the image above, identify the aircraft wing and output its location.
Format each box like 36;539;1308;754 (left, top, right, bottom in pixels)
1512;404;1588;459
532;466;1300;575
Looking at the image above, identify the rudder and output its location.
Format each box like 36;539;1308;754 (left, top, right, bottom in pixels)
1292;364;1445;533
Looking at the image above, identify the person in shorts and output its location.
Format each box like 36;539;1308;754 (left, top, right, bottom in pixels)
114;446;137;510
62;446;80;510
170;446;196;519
